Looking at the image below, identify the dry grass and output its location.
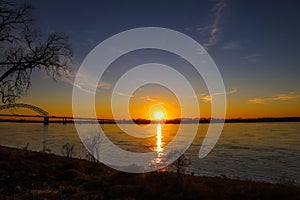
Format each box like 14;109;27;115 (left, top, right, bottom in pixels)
0;145;299;199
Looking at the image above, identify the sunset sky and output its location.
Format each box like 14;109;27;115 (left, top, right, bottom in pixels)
13;0;300;119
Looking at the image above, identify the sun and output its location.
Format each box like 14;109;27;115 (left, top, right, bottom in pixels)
154;111;164;120
149;104;167;121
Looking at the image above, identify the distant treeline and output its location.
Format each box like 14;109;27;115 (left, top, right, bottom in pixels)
137;117;300;124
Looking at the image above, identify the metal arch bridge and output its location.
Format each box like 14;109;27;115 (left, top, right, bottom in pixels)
0;103;49;124
0;103;116;124
0;103;49;116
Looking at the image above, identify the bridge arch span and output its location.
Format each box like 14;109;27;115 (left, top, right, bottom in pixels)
0;103;49;116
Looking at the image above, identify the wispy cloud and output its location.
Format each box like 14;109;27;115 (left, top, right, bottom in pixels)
248;92;300;104
97;81;111;90
200;95;213;103
222;41;241;50
140;96;165;104
244;54;262;62
114;91;134;98
84;38;97;47
228;88;237;94
71;79;112;95
198;0;228;49
60;67;112;94
198;88;237;103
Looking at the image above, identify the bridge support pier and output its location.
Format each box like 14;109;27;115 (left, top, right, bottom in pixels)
44;116;49;125
63;117;66;125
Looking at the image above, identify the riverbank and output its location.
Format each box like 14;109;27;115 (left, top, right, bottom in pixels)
0;145;299;199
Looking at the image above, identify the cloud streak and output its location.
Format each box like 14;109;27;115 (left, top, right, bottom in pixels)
198;88;237;103
244;54;262;62
140;96;165;105
114;91;134;98
248;93;300;104
59;67;112;95
198;0;227;49
222;41;241;50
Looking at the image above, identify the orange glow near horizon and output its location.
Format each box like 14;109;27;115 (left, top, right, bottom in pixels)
2;83;299;119
126;84;180;120
149;104;167;121
2;95;300;119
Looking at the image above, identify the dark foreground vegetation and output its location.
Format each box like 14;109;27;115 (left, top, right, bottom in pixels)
0;146;299;199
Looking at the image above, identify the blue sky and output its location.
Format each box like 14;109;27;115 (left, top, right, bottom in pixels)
19;0;300;117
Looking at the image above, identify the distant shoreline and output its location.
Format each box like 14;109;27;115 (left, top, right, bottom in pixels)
0;116;299;124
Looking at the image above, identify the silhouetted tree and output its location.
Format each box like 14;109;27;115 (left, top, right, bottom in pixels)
84;133;102;163
0;1;72;104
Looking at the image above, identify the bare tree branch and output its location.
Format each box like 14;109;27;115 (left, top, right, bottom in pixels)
0;1;73;104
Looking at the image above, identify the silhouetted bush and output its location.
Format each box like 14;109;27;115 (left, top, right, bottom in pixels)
62;143;75;158
167;152;192;175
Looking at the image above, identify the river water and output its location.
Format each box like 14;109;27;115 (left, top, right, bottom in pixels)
0;122;299;183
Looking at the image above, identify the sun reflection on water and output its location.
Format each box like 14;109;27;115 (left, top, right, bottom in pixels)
156;123;163;152
151;123;166;169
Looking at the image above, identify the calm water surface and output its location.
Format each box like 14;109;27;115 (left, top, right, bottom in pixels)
0;122;299;183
